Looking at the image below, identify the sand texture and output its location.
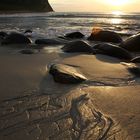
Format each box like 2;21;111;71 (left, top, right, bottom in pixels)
0;45;140;140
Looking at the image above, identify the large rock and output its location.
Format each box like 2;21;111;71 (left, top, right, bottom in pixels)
88;30;122;43
1;32;32;45
120;33;140;51
49;64;87;84
62;40;93;53
64;32;85;39
93;43;132;60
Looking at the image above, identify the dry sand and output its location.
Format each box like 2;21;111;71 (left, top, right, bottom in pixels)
0;45;140;140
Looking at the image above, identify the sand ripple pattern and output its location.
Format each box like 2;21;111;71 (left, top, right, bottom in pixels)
0;90;132;140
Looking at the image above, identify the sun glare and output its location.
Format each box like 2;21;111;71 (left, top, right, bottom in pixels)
112;11;124;15
105;0;130;6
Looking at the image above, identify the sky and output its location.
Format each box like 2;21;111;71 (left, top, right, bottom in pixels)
49;0;140;13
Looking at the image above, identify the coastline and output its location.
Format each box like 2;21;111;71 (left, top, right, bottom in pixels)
0;12;140;139
0;11;54;14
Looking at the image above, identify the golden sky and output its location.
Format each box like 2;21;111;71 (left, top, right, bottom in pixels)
50;0;140;12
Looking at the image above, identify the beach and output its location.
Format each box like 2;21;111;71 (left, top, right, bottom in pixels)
0;44;140;139
0;12;140;140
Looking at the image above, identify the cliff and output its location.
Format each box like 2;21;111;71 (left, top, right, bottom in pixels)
0;0;53;12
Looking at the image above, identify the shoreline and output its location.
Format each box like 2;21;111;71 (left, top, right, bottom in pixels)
0;13;140;138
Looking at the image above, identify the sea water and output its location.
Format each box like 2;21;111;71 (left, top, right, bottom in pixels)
0;12;140;38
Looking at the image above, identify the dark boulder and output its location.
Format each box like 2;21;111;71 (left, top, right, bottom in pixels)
62;40;93;53
120;33;140;51
1;32;32;45
88;30;122;43
131;56;140;63
49;64;87;84
93;43;132;60
64;32;85;39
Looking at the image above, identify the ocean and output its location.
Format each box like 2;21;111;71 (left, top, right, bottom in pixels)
0;12;140;39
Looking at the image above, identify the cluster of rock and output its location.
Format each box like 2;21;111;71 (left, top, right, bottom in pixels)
1;29;140;84
50;31;140;83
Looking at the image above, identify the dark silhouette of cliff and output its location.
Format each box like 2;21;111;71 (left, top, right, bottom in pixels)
0;0;53;12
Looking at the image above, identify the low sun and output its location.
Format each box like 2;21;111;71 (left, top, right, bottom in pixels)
105;0;130;6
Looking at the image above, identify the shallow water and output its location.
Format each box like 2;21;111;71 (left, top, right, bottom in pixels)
0;12;140;38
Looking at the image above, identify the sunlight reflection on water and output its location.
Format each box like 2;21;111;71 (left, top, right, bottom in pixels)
110;18;123;24
0;12;139;38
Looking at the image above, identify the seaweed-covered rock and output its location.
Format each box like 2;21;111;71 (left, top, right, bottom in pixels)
49;64;87;84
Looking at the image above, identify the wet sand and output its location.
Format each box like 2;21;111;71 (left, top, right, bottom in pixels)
0;45;140;140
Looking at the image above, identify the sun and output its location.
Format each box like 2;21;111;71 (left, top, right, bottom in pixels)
105;0;130;6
